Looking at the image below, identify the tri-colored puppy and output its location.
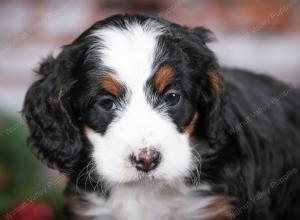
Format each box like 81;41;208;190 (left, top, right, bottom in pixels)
23;14;300;220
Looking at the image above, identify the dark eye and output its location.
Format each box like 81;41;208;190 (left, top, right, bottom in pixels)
98;98;117;111
164;92;181;106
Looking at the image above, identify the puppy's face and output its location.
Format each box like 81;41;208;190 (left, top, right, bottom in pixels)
80;21;198;184
23;15;221;186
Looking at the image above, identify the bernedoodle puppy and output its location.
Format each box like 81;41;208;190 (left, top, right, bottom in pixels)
23;14;300;220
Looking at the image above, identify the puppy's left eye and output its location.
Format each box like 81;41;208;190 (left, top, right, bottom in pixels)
98;97;117;112
164;92;181;106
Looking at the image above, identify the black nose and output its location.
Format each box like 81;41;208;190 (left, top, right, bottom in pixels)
130;148;161;172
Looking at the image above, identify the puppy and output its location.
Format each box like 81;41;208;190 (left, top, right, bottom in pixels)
23;14;300;220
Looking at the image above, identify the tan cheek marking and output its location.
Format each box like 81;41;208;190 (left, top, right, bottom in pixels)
205;196;235;220
184;113;199;135
84;126;92;134
100;74;122;97
208;71;223;98
154;65;174;93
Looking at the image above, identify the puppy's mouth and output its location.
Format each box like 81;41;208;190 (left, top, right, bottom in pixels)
125;172;164;186
129;165;162;184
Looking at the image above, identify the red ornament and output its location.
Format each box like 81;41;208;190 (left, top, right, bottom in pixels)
6;201;54;220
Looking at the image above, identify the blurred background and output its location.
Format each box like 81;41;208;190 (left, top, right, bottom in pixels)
0;0;300;219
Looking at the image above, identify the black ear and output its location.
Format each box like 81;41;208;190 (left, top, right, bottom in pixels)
164;19;215;44
190;26;216;43
22;48;83;174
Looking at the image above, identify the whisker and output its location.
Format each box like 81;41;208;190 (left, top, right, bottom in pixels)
188;148;202;187
75;162;93;193
84;161;96;191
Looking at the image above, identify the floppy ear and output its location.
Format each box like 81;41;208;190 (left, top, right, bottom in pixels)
189;26;223;103
189;27;225;148
22;47;83;174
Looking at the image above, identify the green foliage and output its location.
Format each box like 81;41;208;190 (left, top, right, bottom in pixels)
0;114;66;220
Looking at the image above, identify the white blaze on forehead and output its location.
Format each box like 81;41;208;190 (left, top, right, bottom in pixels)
93;20;165;88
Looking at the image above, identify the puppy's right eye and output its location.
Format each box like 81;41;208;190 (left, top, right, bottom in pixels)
164;92;181;107
98;97;117;112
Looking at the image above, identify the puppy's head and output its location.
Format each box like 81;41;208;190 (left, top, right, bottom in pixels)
23;15;223;185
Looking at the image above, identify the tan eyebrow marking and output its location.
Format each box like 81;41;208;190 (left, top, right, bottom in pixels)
154;65;174;93
100;74;122;97
184;113;199;135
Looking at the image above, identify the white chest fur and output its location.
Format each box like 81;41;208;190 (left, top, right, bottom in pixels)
81;182;227;220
